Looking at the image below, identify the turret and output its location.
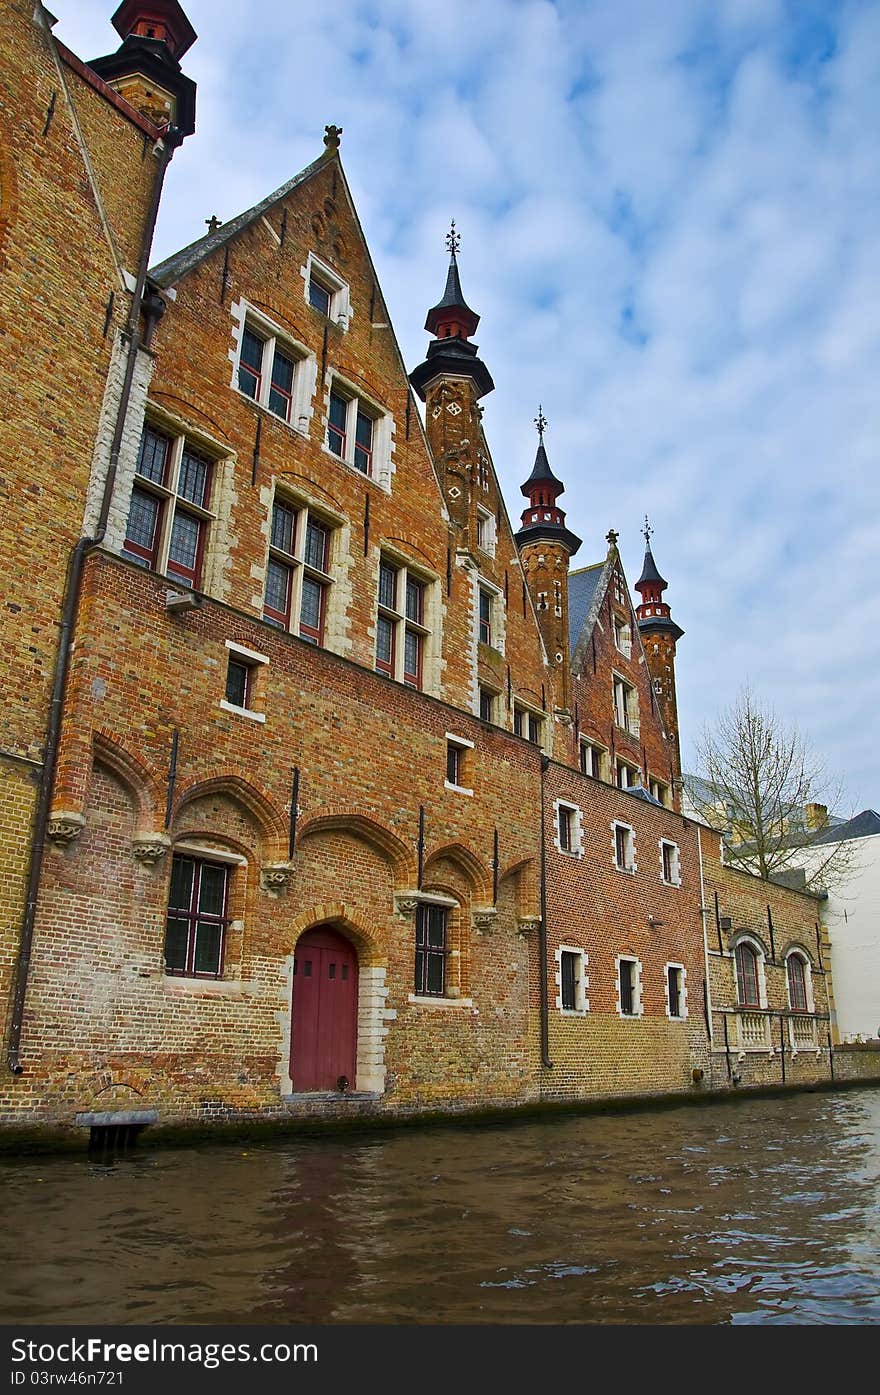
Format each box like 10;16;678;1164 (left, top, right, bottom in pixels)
89;1;197;137
409;224;494;535
514;410;581;714
635;518;684;775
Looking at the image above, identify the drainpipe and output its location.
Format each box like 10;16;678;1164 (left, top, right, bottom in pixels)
697;824;714;1052
539;754;553;1070
6;125;182;1074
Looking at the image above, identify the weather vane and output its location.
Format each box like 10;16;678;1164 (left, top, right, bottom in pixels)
534;405;547;441
446;219;460;257
642;514;653;546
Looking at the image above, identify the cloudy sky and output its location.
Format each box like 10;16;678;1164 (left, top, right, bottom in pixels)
62;0;879;810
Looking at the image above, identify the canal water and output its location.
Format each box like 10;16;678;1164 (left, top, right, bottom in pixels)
2;1087;879;1325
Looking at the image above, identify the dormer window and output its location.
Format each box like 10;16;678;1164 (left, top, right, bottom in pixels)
303;253;351;329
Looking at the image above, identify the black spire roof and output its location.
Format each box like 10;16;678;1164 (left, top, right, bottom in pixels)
424;253;480;338
521;440;564;497
636;544;667;590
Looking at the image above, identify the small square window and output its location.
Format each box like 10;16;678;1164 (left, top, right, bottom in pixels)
221;641;268;722
304;254;350;329
479;687;496;723
308;275;332;315
225;657;251;709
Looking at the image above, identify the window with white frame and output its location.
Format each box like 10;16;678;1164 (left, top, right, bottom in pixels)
478;686;497;724
649;777;670;807
613;570;627;607
554;800;583;857
376;555;432;690
514;703;544;747
235;310;313;429
445;733;474;794
617;955;643;1017
612;615;632;658
734;937;766;1009
659;839;681;885
579;738;608;781
304;252;351;328
123;422;218;589
220;640;268;722
613;820;636;873
263;495;335;645
556;946;589;1015
615;758;641;790
476;505;496;557
613;673;639;736
665;963;687;1019
325;377;390;482
785;950;813;1013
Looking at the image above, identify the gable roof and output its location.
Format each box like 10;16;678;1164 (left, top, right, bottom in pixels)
811;810;880;844
149;152;328;287
568;560;606;652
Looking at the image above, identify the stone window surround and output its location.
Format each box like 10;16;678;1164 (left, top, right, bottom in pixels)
321;368;395;491
301;250;352;330
579;736;609;782
553;799;584;858
400;891;473;1008
659;838;682;886
555;944;590;1015
445;731;475;796
784;946;815;1014
616;953;644;1018
664;961;688;1020
229;299;317;436
373;546;440;694
263;487;342;647
612;819;637;874
220;639;268;723
732;933;769;1010
162;840;247;989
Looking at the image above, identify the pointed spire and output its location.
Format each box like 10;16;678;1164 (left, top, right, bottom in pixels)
515;413;581;557
635;524;682;641
521;407;564;500
410;224;493;401
424;222;480;340
636;516;668;591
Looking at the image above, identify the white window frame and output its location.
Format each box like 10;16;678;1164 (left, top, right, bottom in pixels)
612;614;632;659
444;732;474;796
616;954;643;1018
784;948;815;1015
230;300;316;433
613;570;627;607
375;551;436;692
513;702;545;750
612;819;637;874
649;776;670;807
302;251;352;330
263;491;338;647
733;933;769;1010
555;945;589;1015
476;504;496;558
664;962;688;1020
579;737;609;781
323;372;394;488
615;757;641;790
553;800;584;857
220;639;268;723
476;575;505;654
612;671;640;737
659;838;681;886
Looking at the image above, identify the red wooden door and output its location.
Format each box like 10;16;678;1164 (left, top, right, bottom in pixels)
290;927;358;1091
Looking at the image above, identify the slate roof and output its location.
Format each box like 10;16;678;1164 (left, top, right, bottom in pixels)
567;562;603;650
811;810;880;844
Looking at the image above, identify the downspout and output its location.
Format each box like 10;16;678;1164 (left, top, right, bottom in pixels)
539;754;553;1070
6;125;182;1074
697;825;714;1050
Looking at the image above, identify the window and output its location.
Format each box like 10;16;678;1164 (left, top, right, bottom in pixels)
476;506;495;556
613;616;632;658
557;947;589;1014
123;424;216;588
616;758;640;790
478;587;493;646
514;704;543;746
613;675;639;735
264;496;333;645
735;941;762;1008
649;777;669;807
479;687;496;723
220;640;267;722
660;839;681;885
617;955;642;1017
326;380;387;479
613;570;627;607
613;821;635;872
415;903;447;997
164;854;228;978
666;964;686;1019
445;734;474;793
579;739;608;780
303;253;350;328
786;953;809;1012
554;801;583;857
376;556;431;689
236;318;309;426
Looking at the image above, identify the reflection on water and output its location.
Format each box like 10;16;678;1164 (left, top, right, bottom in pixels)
2;1088;879;1325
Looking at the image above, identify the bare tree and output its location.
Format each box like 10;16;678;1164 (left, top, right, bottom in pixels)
687;686;854;891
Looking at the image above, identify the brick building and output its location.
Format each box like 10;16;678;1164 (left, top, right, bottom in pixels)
0;1;858;1146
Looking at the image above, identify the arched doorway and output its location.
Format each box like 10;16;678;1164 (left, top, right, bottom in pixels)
290;927;359;1091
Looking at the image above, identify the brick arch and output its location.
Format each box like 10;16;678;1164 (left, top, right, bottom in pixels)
92;730;163;829
728;928;771;959
381;534;438;573
288;902;383;969
297;812;417;886
497;855;538;917
422;841;491;903
781;940;816;969
172;773;287;858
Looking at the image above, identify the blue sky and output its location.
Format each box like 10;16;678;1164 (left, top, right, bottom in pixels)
63;0;880;810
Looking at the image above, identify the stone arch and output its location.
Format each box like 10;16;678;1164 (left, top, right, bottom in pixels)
422;841;492;903
278;902;389;1098
780;939;816;968
172;773;287;859
92;730;162;830
297;812;417;886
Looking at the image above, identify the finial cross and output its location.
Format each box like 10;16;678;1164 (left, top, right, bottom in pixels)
642;514;653;546
323;124;343;151
446;219;460;257
534;405;547;441
606;528;619;549
205;215;222;235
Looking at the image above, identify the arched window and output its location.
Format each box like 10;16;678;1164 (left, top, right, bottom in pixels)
787;953;809;1012
735;940;761;1007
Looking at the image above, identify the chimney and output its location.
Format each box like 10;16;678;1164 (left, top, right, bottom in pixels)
805;802;828;831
